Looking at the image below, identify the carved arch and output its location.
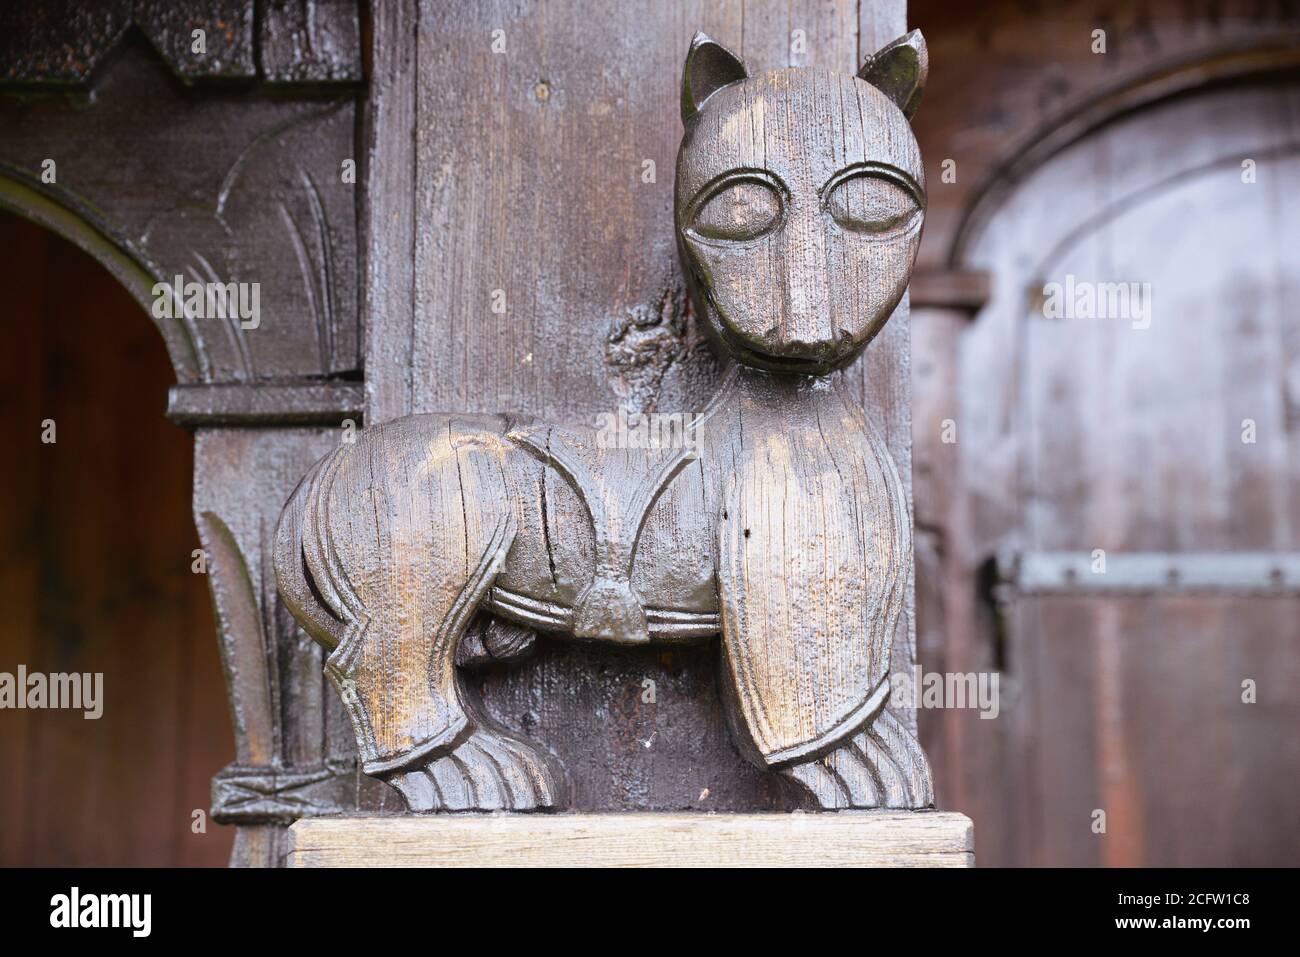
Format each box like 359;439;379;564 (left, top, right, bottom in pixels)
0;168;204;381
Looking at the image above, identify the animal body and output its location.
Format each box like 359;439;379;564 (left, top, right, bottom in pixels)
274;30;935;812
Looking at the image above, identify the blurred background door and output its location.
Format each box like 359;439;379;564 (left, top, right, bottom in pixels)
0;211;233;866
967;81;1299;867
910;0;1300;866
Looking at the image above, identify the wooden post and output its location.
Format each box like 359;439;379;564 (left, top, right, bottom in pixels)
356;0;926;816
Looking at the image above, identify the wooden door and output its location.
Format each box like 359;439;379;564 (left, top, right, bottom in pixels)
955;79;1300;865
0;211;234;866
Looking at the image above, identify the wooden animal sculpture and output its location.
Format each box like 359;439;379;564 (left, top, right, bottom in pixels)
274;30;934;812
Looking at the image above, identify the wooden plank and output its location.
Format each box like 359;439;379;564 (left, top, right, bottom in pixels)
910;269;991;313
286;811;973;868
166;382;363;427
360;0;419;422
1007;551;1300;595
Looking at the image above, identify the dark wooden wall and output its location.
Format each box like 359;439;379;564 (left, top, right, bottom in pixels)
0;211;233;866
3;0;920;859
0;4;366;863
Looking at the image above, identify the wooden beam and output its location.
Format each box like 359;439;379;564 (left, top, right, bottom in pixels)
910;268;991;316
286;812;974;867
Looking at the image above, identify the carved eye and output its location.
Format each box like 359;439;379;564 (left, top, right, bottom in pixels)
826;173;920;236
691;180;781;242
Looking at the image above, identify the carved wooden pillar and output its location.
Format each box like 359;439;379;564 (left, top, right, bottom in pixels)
0;0;974;866
345;0;933;820
272;0;978;862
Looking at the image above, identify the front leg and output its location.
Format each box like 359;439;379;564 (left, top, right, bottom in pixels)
356;509;563;812
712;378;933;809
780;703;933;809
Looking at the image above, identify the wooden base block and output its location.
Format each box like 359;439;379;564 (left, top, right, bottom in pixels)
285;811;974;867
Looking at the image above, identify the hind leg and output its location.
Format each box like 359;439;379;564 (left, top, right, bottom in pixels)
300;420;565;812
324;508;564;813
780;706;934;810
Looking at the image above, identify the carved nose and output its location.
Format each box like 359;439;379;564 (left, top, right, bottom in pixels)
779;216;833;355
778;309;833;356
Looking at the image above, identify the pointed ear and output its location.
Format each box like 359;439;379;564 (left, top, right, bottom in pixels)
681;32;748;123
858;29;928;119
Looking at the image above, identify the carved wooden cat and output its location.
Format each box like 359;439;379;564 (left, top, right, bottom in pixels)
274;30;934;812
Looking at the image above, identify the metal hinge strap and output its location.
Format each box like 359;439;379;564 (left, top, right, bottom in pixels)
996;550;1300;596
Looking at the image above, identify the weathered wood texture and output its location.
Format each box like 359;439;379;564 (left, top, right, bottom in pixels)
908;0;1300;864
275;372;930;811
359;0;917;814
965;83;1300;866
0;1;930;863
195;426;402;844
0;40;360;384
0;0;363;86
908;0;1300;271
285;811;974;867
0;212;233;866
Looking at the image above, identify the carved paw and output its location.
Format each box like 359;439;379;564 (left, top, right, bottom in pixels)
781;711;934;810
385;727;564;812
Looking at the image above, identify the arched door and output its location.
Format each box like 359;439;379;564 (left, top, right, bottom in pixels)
957;78;1300;865
0;211;234;866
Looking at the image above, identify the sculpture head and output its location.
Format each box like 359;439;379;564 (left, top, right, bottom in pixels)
676;31;927;375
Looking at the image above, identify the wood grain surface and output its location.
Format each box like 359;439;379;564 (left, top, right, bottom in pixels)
286;811;973;868
0;212;234;866
359;8;916;817
280;5;933;815
908;1;1300;865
